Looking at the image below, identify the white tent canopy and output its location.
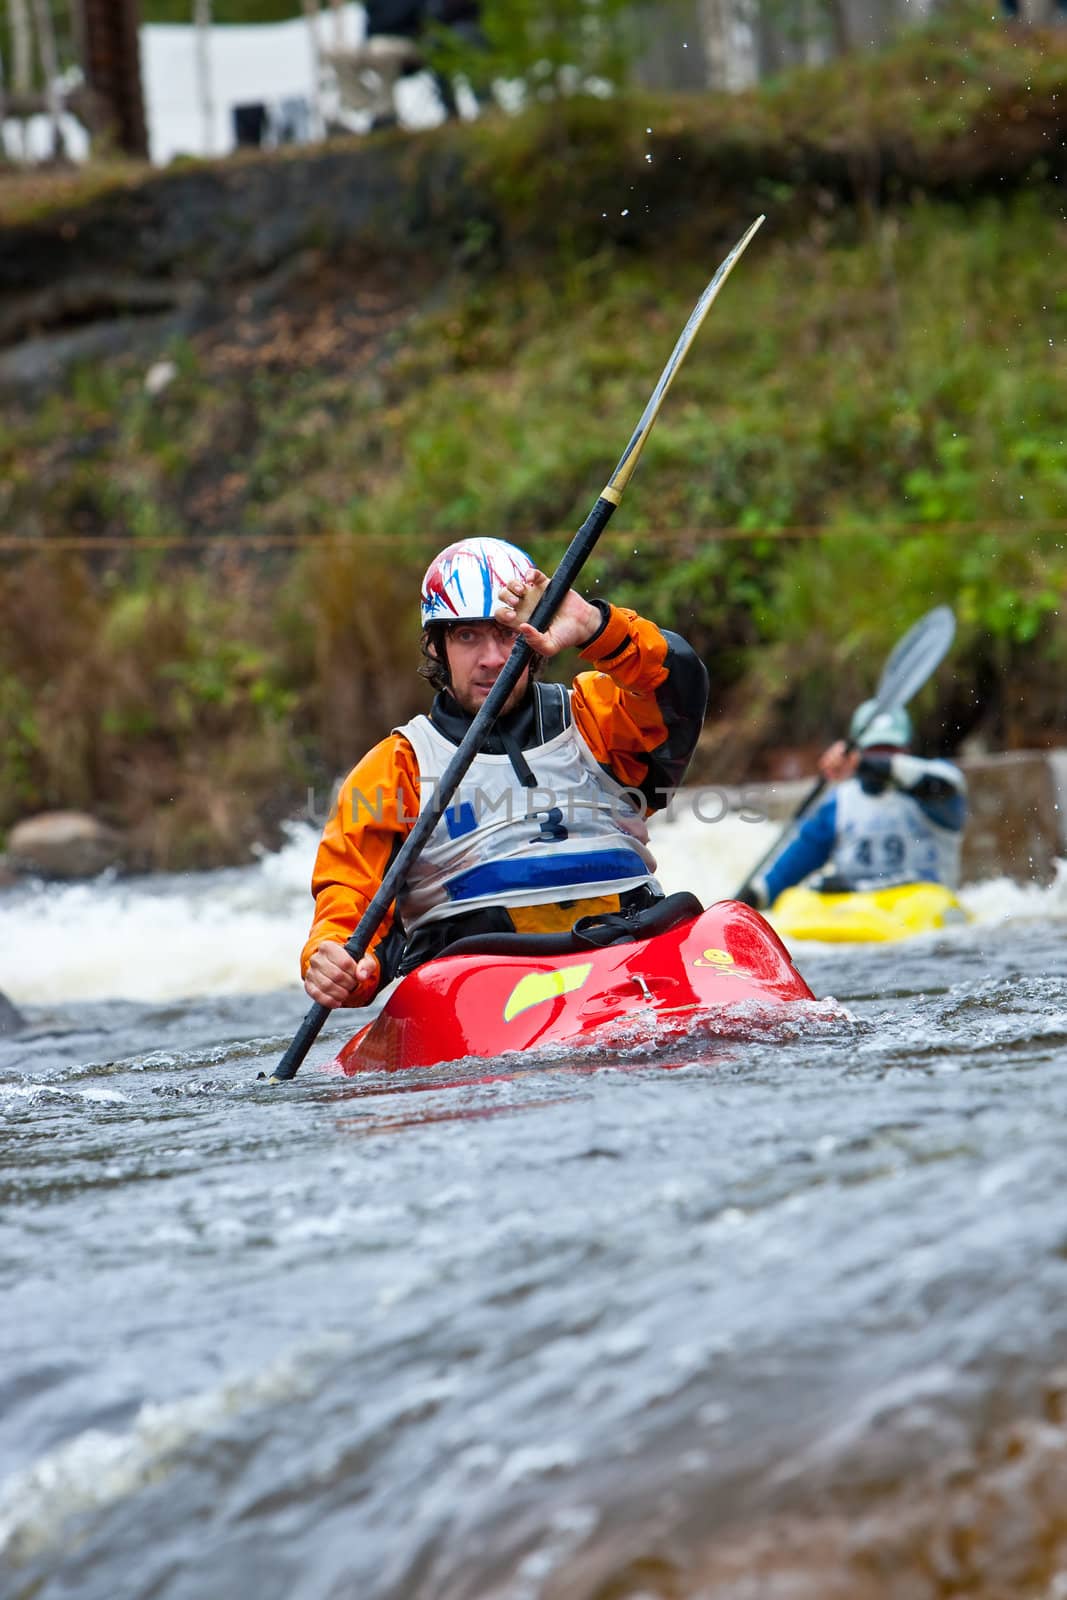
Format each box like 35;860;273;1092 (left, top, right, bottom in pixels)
142;3;449;165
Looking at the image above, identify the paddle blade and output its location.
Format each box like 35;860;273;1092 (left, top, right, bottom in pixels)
873;605;956;715
605;215;765;499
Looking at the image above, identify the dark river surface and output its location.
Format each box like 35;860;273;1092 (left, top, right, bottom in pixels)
3;826;1067;1600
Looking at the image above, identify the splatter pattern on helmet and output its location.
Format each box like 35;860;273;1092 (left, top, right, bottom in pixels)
420;538;534;626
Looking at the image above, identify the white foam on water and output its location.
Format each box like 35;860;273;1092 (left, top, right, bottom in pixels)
959;857;1067;924
648;803;784;905
0;823;319;1007
71;1087;132;1105
0;1338;350;1568
0;1082;135;1118
0;803;779;1007
1;803;1062;1008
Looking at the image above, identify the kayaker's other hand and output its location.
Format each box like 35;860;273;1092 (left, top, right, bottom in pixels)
494;567;548;628
735;884;766;911
819;740;860;783
305;942;380;1008
494;571;602;658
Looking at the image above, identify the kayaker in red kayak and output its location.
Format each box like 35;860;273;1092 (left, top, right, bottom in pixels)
736;703;967;911
302;536;710;1008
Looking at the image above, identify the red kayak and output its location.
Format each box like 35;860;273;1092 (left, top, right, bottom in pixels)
333;894;815;1075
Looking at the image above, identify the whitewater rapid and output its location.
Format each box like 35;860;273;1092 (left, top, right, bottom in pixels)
1;811;1064;1006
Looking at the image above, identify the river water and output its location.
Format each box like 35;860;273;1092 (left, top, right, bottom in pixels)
3;815;1067;1600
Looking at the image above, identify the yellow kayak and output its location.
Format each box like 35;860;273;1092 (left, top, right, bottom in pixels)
769;882;968;944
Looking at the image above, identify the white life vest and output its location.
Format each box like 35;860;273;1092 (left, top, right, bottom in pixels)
832;778;961;890
393;689;661;933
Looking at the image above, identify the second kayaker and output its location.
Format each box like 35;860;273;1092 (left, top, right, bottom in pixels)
737;703;967;911
302;537;709;1008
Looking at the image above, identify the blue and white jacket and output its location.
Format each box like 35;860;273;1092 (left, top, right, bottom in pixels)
761;753;967;905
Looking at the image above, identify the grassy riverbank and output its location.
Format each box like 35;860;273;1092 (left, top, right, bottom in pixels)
2;10;1065;867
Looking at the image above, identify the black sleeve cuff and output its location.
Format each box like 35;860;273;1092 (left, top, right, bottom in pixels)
584;598;613;648
857;752;892;794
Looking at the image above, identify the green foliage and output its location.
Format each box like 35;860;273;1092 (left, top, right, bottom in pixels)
0;677;40;812
140;0;300;21
424;0;659;104
757;0;839;57
324;189;1067;752
0;558;300;864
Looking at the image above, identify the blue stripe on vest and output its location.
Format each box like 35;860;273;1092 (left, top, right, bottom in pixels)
445;848;649;902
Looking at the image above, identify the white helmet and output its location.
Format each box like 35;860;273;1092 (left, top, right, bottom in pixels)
420;538;534;626
849;699;912;749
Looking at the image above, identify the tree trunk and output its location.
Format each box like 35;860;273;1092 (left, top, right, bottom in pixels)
79;0;149;157
193;0;214;154
8;0;32;159
9;0;32;92
699;0;758;91
825;0;853;55
302;0;323;136
632;0;709;91
30;0;65;158
68;0;87;71
753;0;784;78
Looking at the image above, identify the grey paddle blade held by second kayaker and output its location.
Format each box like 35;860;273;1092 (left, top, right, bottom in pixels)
734;604;957;902
866;604;956;724
266;215;766;1084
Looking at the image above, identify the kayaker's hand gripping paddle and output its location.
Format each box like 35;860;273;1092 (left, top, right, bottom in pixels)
267;215;766;1083
733;603;957;902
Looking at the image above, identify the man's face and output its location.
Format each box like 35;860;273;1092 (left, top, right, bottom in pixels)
442;621;530;716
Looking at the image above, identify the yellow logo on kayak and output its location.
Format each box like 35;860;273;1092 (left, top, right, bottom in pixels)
693;947;754;980
504;963;594;1022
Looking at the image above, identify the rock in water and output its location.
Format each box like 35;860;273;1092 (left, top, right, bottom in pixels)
8;811;127;879
0;990;25;1035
